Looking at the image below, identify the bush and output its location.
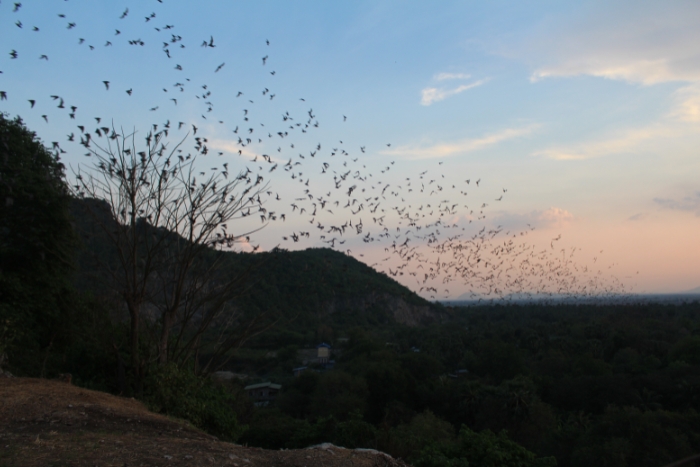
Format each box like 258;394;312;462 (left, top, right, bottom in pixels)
241;408;377;450
381;410;455;460
333;410;377;448
241;408;313;449
143;363;244;441
414;426;556;467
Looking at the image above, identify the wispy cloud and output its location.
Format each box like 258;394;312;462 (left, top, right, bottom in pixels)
654;191;700;216
538;207;575;229
627;213;647;221
420;71;488;106
492;207;575;230
382;124;539;159
420;79;488;106
525;3;700;86
530;59;698;86
532;125;679;161
500;2;700;164
208;139;286;164
670;85;700;123
421;79;487;106
434;72;472;81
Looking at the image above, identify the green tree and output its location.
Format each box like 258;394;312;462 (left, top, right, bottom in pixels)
669;336;700;366
415;426;556;467
0;114;77;374
310;370;369;420
570;406;697;467
382;410;456;460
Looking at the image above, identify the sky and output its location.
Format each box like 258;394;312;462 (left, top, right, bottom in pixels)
1;0;699;297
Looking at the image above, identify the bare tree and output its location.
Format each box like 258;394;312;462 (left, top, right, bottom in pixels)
72;127;272;382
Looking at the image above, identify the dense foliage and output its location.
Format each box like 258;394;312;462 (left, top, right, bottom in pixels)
415;426;557;467
238;303;700;466
143;363;245;441
0;113;79;374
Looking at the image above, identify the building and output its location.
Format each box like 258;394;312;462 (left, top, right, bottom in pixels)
317;343;331;363
210;371;249;383
244;382;282;406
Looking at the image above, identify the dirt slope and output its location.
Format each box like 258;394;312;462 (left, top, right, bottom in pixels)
0;377;409;467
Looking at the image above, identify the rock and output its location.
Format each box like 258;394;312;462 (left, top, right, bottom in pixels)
322;292;450;327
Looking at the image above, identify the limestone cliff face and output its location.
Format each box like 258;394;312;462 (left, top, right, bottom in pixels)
322;291;450;327
384;294;450;326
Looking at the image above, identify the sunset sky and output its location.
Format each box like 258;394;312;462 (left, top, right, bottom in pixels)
1;1;698;296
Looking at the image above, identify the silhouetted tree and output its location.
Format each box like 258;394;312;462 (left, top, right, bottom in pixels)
72;127;271;384
0;113;77;374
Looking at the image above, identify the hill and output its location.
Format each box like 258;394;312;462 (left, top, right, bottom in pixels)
70;197;449;334
0;377;408;467
226;247;449;329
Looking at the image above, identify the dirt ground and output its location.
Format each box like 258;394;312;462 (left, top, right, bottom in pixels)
0;377;410;467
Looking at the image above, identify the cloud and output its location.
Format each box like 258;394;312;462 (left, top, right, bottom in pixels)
493;207;575;230
627;213;647;221
525;2;700;86
421;79;487;106
531;59;698;86
434;72;472;81
505;3;700;162
382;124;538;159
208;139;286;164
532;124;679;160
537;207;575;228
670;85;700;122
654;191;700;216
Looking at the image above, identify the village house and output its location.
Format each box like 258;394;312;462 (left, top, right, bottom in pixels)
316;343;331;363
244;382;282;406
295;343;335;371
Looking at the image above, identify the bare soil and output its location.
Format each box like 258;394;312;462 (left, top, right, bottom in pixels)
0;377;409;467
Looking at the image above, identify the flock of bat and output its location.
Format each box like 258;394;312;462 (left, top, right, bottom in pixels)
0;1;633;302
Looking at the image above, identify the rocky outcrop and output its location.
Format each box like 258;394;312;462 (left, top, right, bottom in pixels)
322;291;450;327
384;294;450;326
0;378;411;467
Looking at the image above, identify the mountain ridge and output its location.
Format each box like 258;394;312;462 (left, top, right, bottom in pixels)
70;197;449;331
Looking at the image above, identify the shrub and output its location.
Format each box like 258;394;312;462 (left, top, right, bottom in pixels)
143;363;244;441
380;410;455;460
414;426;557;467
240;408;322;449
333;410;377;448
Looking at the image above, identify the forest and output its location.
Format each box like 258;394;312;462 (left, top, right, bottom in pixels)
2;113;700;467
236;302;700;467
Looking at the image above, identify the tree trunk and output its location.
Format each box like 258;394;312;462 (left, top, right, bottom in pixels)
127;301;140;382
158;311;173;366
